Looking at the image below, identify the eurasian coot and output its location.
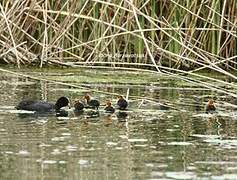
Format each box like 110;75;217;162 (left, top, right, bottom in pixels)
117;95;128;110
205;99;216;113
104;100;115;113
74;99;85;111
84;94;100;110
16;96;70;112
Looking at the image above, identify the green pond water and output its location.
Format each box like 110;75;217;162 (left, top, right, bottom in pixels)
0;68;237;180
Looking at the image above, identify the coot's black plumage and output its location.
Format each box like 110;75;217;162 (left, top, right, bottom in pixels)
16;96;70;112
117;95;128;110
104;101;115;113
84;94;100;110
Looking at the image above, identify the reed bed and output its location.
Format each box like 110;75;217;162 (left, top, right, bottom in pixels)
0;0;237;96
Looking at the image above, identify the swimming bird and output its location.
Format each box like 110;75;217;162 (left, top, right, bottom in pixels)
84;94;100;110
205;99;216;113
117;95;128;110
16;96;70;112
104;100;115;113
74;99;85;111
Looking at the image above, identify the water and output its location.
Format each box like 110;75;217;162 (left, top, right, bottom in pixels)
0;68;237;180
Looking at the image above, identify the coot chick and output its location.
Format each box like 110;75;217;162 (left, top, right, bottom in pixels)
84;94;100;110
104;101;115;113
16;96;70;112
74;99;85;111
205;99;216;113
117;95;128;110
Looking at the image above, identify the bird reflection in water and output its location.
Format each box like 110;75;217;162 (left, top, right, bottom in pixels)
56;110;69;117
116;111;128;121
104;114;113;127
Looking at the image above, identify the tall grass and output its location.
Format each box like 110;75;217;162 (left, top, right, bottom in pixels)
0;0;236;75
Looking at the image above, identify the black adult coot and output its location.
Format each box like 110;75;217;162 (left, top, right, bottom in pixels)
117;95;128;110
104;101;115;113
16;96;70;112
205;99;216;113
84;94;100;110
74;100;85;111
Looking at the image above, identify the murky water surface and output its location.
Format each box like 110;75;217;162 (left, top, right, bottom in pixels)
0;68;237;179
